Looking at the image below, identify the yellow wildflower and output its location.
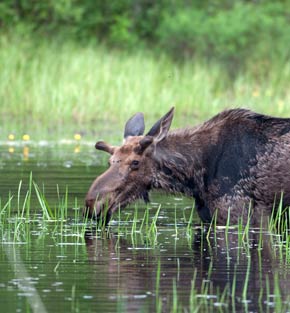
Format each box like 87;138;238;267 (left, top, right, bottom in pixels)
22;134;30;141
74;133;82;141
8;134;15;140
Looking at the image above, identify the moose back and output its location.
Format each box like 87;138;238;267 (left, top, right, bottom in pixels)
84;108;290;225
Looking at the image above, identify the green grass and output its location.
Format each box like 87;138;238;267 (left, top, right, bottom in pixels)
0;33;289;140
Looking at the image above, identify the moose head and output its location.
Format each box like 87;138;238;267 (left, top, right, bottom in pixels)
84;108;175;224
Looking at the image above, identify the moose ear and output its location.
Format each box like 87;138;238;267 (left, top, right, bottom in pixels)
95;141;115;155
124;112;145;139
146;107;174;142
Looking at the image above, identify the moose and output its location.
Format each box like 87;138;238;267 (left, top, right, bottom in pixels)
84;108;290;225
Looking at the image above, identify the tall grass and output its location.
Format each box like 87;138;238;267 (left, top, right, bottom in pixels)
0;33;289;139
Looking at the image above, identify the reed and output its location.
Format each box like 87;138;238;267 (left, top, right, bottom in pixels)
242;255;251;303
139;205;150;233
131;204;139;236
33;182;54;220
149;204;162;235
0;196;13;223
155;259;161;313
206;209;218;243
231;264;237;313
186;204;195;234
171;279;179;313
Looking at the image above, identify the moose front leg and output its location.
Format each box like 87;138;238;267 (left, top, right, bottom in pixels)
194;199;212;223
98;210;112;227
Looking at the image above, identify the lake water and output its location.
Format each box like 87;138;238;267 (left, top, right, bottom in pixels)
0;142;290;312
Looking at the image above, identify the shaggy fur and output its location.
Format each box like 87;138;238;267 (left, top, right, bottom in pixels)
85;108;290;225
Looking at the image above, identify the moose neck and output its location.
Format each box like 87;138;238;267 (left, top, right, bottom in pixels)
152;129;206;197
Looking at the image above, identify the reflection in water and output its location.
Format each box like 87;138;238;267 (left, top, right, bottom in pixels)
74;145;80;154
84;229;290;312
3;243;48;313
8;147;14;154
6;143;81;159
23;146;29;161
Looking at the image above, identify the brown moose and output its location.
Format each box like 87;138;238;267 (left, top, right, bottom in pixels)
85;108;290;225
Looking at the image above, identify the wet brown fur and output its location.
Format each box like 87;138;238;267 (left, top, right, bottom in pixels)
85;108;290;225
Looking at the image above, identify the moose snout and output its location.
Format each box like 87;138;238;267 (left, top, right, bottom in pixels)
84;198;97;219
84;194;112;224
84;169;121;224
84;196;105;218
83;197;112;226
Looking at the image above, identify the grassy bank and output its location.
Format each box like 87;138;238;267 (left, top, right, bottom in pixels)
0;33;289;140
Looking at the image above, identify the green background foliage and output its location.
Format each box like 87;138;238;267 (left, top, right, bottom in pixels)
0;0;289;139
1;0;289;65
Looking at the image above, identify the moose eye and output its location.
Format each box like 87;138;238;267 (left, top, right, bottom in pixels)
130;160;139;170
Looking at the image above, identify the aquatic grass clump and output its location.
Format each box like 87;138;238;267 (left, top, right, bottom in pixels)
0;177;89;242
269;195;290;245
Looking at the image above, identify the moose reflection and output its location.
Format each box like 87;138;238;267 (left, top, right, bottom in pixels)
85;108;290;225
84;229;290;312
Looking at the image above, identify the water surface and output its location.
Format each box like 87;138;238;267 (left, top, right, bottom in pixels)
0;142;290;312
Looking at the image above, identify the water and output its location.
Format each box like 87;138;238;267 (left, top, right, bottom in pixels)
0;142;290;312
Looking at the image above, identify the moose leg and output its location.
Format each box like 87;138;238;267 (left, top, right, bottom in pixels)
211;193;254;225
97;210;112;227
195;199;212;223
